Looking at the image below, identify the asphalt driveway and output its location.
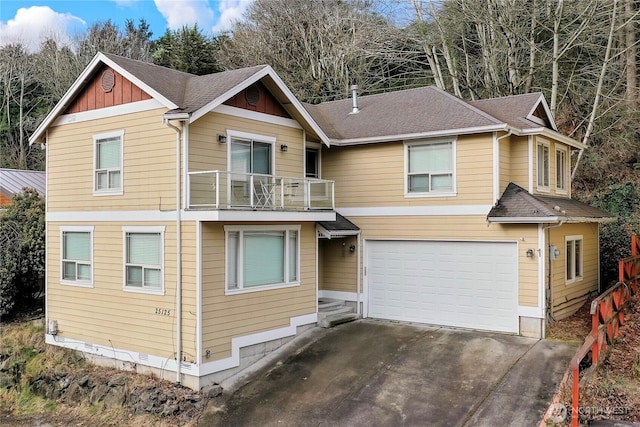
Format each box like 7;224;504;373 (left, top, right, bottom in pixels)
198;320;576;427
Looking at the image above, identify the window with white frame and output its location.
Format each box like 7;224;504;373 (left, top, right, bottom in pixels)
537;141;550;189
94;130;124;194
566;235;583;283
226;226;299;293
406;140;455;195
305;148;320;178
61;226;93;286
556;147;567;192
123;227;164;292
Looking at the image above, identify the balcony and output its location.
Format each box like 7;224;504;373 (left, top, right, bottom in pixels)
188;171;335;211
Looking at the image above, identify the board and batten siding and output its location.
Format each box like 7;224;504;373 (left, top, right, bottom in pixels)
549;222;599;320
47;108;178;212
47;221;197;363
352;216;540;307
322;134;495;207
188;112;305;178
200;222;316;363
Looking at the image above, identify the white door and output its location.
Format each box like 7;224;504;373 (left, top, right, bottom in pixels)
367;240;518;333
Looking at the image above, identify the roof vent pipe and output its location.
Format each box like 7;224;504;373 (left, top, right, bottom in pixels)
350;84;359;114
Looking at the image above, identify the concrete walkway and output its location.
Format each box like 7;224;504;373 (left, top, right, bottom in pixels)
198;320;576;427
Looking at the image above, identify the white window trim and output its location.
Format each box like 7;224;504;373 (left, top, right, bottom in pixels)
226;129;276;175
536;139;550;192
93;129;124;196
60;226;94;287
565;234;584;285
555;146;568;194
305;145;321;179
122;226;165;295
404;138;457;198
224;224;301;295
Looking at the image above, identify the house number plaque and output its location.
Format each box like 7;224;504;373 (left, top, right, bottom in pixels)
155;308;171;316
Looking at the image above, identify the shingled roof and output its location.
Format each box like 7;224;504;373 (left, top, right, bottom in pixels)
487;183;614;224
470;92;556;131
317;213;360;238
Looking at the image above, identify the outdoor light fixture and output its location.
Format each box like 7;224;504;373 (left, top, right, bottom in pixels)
217;134;227;143
280;144;288;152
526;249;535;258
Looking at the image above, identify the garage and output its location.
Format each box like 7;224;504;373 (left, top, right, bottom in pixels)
366;240;518;333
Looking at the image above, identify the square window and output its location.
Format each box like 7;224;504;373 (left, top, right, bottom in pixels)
61;227;93;286
226;227;299;293
566;236;583;283
94;130;124;194
406;141;454;195
123;228;164;292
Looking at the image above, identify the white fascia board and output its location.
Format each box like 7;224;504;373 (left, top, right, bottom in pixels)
339;205;492;217
487;216;560;224
29;52;179;145
316;225;360;239
526;95;558;131
516;127;585;150
181;209;336;222
329;124;508;146
54;99;165;126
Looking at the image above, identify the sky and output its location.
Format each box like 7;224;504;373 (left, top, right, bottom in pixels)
0;0;254;52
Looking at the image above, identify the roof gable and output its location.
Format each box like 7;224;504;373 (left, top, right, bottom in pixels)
470;93;558;132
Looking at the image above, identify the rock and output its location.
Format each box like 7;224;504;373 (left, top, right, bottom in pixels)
62;382;86;406
103;385;126;409
201;384;223;398
161;403;180;417
77;375;90;387
107;375;127;387
89;383;109;405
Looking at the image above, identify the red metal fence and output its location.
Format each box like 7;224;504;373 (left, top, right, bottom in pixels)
568;234;640;427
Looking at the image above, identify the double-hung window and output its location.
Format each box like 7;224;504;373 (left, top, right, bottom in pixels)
94;130;124;194
556;147;567;193
406;140;455;196
537;141;550;190
61;226;93;286
566;235;583;284
123;226;164;293
226;226;300;293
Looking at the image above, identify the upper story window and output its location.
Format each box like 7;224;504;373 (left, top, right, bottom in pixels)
556;147;567;193
305;148;320;178
405;140;455;197
566;235;583;284
61;226;93;287
536;141;550;190
228;130;275;176
123;226;164;294
225;226;300;294
94;130;124;195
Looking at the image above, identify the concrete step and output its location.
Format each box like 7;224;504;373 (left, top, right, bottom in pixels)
318;312;360;328
318;299;345;311
318;306;353;320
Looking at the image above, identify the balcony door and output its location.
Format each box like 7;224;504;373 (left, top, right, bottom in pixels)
230;137;273;206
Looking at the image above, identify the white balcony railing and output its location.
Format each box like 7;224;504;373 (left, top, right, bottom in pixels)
188;171;334;211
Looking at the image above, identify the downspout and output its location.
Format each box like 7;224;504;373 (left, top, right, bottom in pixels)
164;115;188;385
542;220;565;332
356;232;361;316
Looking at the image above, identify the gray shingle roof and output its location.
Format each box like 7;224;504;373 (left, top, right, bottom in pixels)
487;183;613;223
317;213;360;238
103;54;268;113
470;93;550;130
303;86;505;141
0;168;46;198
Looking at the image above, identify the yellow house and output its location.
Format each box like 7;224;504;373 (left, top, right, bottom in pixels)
30;53;612;390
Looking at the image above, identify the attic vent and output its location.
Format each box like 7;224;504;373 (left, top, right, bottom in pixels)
245;85;260;106
101;70;115;93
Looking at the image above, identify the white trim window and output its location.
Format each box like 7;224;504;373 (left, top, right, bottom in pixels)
60;226;94;287
405;139;455;196
94;130;124;195
566;235;583;284
227;130;276;176
123;226;164;293
536;140;550;190
556;146;568;193
225;225;300;294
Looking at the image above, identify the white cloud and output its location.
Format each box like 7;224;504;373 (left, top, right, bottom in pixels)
0;6;86;53
154;0;215;30
211;0;252;34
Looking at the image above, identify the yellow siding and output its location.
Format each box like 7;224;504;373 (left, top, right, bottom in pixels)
499;135;511;194
319;236;358;293
47;108;179;212
201;222;316;363
507;136;530;191
531;136;573;198
189;112;305;178
47;221;197;362
322;134;495;207
350;216;539;307
549;223;599;319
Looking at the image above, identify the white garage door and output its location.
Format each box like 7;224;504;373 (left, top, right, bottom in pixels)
367;240;518;333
